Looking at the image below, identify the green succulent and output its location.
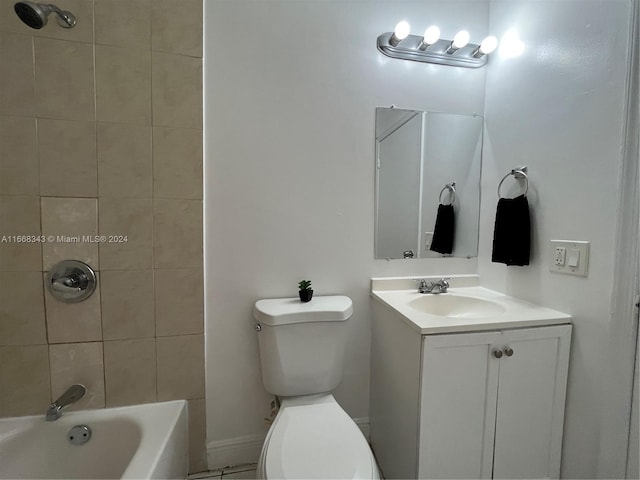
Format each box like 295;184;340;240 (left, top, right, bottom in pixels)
298;280;312;291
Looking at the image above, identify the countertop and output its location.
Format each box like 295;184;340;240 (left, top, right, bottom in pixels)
371;283;572;335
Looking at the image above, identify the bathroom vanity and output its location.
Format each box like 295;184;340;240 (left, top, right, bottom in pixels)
369;276;572;479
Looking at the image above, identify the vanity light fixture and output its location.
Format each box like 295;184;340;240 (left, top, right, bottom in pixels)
377;24;498;68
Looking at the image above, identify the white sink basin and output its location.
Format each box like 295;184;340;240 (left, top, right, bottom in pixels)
409;294;506;319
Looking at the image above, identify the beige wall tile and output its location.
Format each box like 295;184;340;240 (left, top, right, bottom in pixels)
0;115;38;195
97;123;152;198
0;271;46;345
0;345;50;416
152;0;202;57
157;334;204;400
41;197;98;271
95;0;150;49
0;195;42;271
101;269;154;340
153;127;202;199
104;338;156;407
38;118;97;197
155;268;203;336
45;272;102;344
49;342;105;410
98;198;153;269
96;44;151;125
34;38;94;121
152;52;202;129
0;33;35;116
154;199;202;268
0;4;206;453
187;398;208;473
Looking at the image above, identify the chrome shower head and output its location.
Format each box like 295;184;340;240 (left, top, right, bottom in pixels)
14;2;76;29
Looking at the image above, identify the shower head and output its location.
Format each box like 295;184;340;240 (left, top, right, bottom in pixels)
14;2;76;29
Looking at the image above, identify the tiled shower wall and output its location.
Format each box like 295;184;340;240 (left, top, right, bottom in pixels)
0;0;206;472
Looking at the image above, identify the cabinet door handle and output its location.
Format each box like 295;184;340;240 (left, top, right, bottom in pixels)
493;349;503;358
504;347;514;357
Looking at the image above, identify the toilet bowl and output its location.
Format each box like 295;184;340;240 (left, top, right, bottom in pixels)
253;296;379;479
257;394;379;480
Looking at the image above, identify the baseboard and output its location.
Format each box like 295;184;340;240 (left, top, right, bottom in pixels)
206;434;265;471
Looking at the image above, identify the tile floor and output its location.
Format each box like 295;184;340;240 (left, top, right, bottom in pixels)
189;463;257;480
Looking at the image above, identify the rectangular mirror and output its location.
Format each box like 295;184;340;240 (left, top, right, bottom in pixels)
375;107;482;259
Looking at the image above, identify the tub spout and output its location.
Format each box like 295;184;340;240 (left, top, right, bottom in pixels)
45;384;86;421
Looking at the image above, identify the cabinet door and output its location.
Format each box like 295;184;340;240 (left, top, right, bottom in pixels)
492;325;572;479
419;331;502;479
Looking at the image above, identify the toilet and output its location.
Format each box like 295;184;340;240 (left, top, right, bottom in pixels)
253;295;379;479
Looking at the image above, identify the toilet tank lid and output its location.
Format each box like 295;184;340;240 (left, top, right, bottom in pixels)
254;295;353;326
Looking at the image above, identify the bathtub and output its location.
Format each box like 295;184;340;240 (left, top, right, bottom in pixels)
0;400;188;479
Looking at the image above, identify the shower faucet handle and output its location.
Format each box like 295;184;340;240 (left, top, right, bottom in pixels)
46;260;97;303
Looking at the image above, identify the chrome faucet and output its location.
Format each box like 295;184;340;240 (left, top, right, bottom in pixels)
418;278;450;294
45;384;86;421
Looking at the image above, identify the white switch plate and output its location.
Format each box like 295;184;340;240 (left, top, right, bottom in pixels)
550;240;589;276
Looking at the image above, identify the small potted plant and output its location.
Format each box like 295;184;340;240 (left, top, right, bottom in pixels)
298;280;313;303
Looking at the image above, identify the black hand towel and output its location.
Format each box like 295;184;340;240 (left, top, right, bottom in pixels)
430;204;455;255
491;194;530;266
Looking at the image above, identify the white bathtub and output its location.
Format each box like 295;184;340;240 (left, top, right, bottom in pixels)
0;400;188;479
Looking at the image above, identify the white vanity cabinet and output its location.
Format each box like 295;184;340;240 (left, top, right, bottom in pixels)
418;325;571;479
369;297;572;480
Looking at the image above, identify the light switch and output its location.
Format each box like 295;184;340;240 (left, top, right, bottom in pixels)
567;249;580;267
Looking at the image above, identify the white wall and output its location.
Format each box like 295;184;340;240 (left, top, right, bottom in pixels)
203;0;489;465
205;0;635;474
480;1;633;477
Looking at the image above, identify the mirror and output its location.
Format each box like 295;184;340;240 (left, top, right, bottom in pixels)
375;107;482;259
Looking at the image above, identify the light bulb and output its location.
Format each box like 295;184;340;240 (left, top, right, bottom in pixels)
499;30;525;58
446;29;470;54
389;21;411;46
423;25;440;45
479;35;498;55
452;30;470;49
394;21;410;40
472;35;499;58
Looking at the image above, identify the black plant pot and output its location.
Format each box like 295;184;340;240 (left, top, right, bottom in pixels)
299;289;313;302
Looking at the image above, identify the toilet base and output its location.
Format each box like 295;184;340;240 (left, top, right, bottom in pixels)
257;394;379;479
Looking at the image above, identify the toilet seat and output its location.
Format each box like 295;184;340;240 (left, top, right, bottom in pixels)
258;395;379;479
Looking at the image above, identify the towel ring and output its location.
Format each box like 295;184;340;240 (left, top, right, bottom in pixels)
439;182;456;205
497;167;528;198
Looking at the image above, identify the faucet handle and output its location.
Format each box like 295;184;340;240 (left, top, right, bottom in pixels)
416;279;430;293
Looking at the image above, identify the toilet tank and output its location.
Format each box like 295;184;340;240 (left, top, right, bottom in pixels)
253;296;353;397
